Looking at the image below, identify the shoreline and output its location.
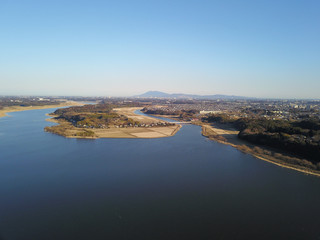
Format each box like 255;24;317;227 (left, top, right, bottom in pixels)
129;112;320;177
45;107;182;139
201;124;320;177
0;101;84;118
5;104;316;176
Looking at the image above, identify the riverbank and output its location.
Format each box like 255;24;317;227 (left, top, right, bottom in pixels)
0;101;84;118
201;123;320;177
144;112;320;177
45;107;181;139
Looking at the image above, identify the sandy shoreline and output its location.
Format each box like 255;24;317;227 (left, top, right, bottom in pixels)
201;124;320;177
45;107;182;139
0;101;83;118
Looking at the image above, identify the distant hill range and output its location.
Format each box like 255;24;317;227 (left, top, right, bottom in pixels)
134;91;251;100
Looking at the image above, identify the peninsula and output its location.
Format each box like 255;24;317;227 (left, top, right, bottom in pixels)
45;103;181;139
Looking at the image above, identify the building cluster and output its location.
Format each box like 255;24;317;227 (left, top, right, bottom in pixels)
75;121;175;129
146;99;320;121
114;122;175;128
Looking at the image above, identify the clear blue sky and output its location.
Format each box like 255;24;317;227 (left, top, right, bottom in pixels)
1;0;319;98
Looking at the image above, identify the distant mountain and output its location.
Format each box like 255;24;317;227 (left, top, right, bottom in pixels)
134;91;250;100
137;91;170;98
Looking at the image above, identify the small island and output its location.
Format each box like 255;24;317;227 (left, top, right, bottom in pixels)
45;103;181;139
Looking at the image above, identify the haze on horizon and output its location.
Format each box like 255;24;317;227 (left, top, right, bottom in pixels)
1;0;319;99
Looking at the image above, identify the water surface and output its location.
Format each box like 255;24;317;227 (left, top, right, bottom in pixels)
0;108;320;240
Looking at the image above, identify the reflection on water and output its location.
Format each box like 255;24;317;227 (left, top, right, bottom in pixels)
0;108;320;240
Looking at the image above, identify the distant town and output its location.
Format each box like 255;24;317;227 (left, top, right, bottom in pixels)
1;93;320;121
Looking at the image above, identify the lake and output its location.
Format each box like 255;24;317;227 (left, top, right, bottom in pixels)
0;108;320;240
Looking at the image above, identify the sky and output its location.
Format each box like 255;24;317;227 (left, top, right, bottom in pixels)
0;0;319;98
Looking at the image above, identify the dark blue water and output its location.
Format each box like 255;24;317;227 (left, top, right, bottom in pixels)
1;108;320;240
